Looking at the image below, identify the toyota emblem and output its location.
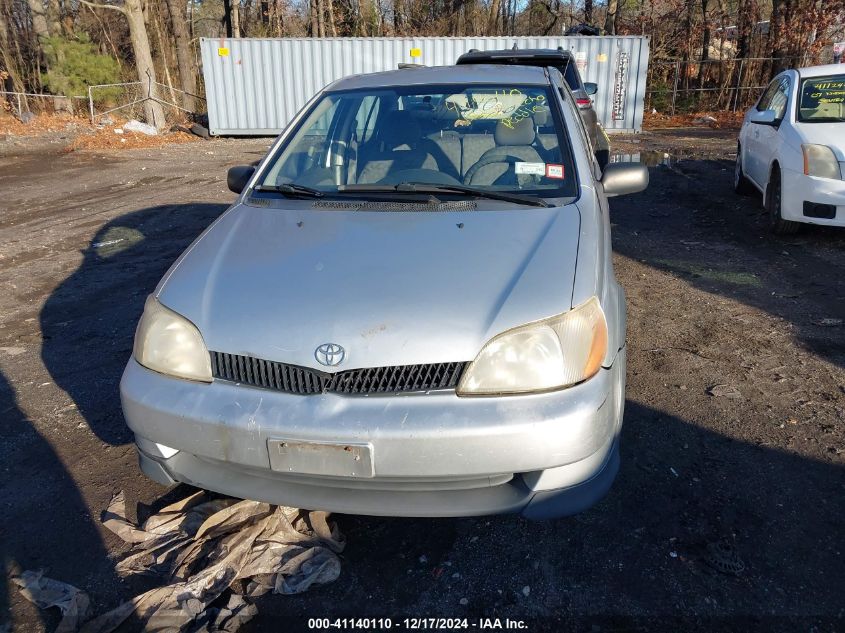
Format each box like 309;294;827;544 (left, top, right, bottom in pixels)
315;343;345;367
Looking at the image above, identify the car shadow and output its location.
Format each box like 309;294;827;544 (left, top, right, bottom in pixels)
246;399;845;628
0;369;143;631
610;159;845;370
39;203;230;446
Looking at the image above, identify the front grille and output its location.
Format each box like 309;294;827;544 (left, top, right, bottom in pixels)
210;351;466;395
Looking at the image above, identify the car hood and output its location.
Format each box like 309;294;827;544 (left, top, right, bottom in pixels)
795;122;845;160
157;200;582;370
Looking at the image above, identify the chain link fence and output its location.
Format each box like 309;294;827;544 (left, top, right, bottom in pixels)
646;55;830;115
2;79;204;129
87;79;205;127
1;91;88;118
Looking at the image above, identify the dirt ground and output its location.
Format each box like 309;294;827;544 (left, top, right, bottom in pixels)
1;127;843;632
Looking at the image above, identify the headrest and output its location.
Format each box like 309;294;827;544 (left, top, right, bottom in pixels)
494;117;536;146
532;109;551;127
380;111;422;148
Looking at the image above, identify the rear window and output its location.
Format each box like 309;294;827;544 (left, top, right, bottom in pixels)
259;83;578;199
798;75;845;123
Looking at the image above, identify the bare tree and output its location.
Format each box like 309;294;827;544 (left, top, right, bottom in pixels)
80;0;167;128
232;0;241;36
604;0;618;34
164;0;196;111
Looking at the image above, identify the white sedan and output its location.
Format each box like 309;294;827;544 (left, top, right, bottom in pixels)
735;64;845;234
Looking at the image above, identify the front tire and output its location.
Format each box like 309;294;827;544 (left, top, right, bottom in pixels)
734;144;754;195
766;168;801;235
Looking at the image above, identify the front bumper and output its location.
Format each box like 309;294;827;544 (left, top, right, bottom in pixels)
781;168;845;226
121;348;625;518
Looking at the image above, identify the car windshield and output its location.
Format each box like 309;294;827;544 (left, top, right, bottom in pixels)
257;83;577;199
798;75;845;122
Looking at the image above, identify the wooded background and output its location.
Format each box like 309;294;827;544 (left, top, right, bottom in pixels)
1;0;844;125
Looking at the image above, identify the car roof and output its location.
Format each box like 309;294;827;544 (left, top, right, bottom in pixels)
456;48;574;64
795;64;845;78
327;64;550;92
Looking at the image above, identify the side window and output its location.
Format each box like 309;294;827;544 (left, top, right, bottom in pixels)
757;79;781;111
768;78;790;120
262;97;342;185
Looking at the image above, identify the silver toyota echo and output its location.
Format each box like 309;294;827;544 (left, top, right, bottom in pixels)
121;64;647;519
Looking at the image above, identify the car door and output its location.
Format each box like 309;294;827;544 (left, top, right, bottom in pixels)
753;76;790;187
745;78;780;185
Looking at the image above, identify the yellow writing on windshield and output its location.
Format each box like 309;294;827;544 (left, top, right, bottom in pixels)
445;89;549;127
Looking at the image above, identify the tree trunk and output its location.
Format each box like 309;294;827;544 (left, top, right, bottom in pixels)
584;0;592;24
165;0;196;112
222;0;233;37
393;0;402;33
0;3;20;94
151;0;178;105
231;0;240;36
124;0;167;128
695;0;710;103
316;0;325;35
487;0;499;34
356;0;365;35
326;0;336;36
45;0;61;35
27;0;50;38
603;0;617;34
309;0;319;35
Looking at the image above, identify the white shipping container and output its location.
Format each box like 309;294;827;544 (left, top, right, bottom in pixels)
200;36;650;136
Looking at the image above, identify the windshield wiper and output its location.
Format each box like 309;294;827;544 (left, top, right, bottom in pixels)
401;182;550;208
253;183;324;198
339;183;549;207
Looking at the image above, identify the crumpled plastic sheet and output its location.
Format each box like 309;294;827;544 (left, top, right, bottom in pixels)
12;570;90;633
15;490;345;633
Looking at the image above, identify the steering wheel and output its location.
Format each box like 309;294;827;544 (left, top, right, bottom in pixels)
378;168;462;186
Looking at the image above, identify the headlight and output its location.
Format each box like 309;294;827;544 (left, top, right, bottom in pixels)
133;296;212;382
457;296;608;396
802;144;842;179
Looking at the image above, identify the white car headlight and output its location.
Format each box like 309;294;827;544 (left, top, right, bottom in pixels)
802;144;842;180
457;296;608;396
133;296;212;382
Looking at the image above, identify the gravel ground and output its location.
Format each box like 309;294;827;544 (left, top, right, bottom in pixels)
1;131;843;632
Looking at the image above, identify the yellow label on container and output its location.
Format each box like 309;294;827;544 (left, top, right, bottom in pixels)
597;53;607;62
218;47;230;57
410;48;422;58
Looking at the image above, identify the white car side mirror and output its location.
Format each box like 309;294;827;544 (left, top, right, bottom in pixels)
602;163;649;197
749;109;778;126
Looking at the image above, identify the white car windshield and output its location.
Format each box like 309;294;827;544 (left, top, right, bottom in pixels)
798;75;845;123
258;83;577;198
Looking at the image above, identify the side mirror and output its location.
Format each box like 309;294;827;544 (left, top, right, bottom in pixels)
227;165;256;194
749;109;777;126
601;163;649;197
584;82;598;96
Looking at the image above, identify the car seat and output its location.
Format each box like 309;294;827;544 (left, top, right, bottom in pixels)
357;111;441;184
463;117;545;186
